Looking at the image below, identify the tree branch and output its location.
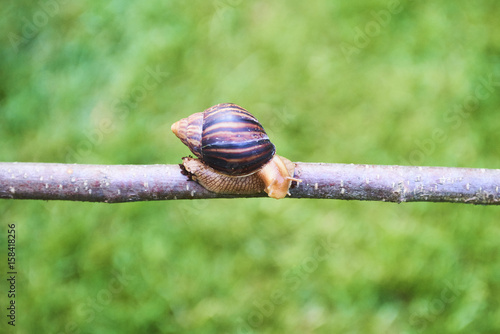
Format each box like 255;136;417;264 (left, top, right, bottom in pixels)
1;162;499;204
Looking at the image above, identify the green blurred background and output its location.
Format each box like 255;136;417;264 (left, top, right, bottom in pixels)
1;0;500;333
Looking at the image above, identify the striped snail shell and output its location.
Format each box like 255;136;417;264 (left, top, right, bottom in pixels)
171;103;275;176
172;103;300;199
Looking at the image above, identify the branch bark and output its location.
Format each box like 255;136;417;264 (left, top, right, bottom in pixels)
1;162;499;204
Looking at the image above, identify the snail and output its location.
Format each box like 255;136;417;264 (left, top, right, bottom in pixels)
171;103;300;199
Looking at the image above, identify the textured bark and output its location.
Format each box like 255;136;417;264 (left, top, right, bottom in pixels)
1;162;499;204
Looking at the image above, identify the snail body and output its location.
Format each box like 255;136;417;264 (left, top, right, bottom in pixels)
181;155;295;197
171;103;300;199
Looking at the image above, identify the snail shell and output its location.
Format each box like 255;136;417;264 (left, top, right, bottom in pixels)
172;103;300;199
171;103;275;176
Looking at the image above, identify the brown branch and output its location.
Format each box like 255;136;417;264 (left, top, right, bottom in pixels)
1;162;499;204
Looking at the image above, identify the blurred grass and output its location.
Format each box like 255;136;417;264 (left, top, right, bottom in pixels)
1;0;500;333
